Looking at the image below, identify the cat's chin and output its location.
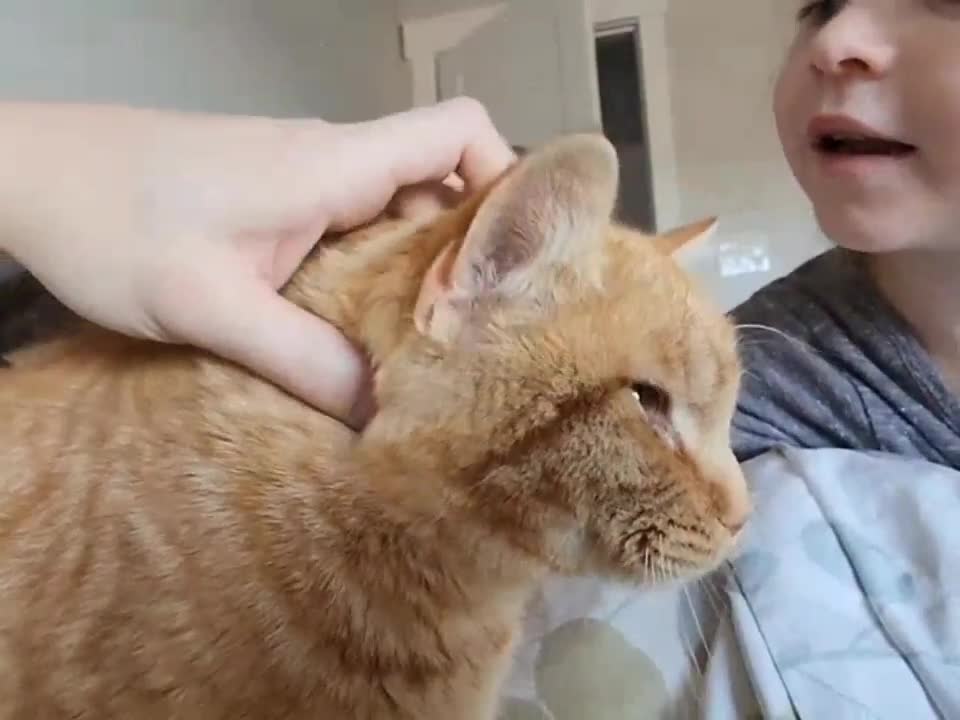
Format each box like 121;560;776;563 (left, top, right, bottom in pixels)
573;544;740;593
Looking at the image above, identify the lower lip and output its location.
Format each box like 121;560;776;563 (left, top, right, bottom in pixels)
812;148;916;177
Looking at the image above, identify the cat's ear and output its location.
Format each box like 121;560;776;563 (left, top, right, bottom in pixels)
414;134;619;343
651;216;718;258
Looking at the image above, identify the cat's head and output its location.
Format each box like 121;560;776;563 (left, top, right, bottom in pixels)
360;134;748;585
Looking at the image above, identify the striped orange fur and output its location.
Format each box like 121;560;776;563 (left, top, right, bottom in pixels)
0;134;748;719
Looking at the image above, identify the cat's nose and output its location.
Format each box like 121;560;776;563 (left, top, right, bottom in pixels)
717;492;750;536
721;514;747;536
711;453;751;536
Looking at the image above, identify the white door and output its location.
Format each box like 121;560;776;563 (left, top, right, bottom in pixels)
431;0;601;149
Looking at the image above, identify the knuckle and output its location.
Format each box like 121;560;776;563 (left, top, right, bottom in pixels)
444;96;491;125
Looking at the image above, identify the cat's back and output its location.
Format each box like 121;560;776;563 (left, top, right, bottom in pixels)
0;333;207;717
0;330;357;719
0;329;207;475
1;325;347;455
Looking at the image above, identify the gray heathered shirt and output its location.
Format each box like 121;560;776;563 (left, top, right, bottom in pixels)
730;248;960;469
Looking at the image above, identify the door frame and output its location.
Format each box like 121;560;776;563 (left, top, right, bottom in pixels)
398;0;679;231
589;0;678;231
399;4;508;108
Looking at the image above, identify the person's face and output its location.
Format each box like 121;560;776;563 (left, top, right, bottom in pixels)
774;0;960;253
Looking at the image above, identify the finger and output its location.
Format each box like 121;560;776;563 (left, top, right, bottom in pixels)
441;172;465;193
339;97;515;201
169;275;373;429
391;97;515;190
386;179;464;223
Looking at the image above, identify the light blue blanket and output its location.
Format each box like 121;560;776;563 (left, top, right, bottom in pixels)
499;447;960;719
718;447;960;719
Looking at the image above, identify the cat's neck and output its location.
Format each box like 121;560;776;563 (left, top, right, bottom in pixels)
328;373;589;613
198;361;548;655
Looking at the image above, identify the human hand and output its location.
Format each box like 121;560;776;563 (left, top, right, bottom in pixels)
0;98;514;427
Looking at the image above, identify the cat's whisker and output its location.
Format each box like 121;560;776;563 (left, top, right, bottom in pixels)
733;322;794;341
679;633;707;716
704;579;722;658
697;570;725;617
685;585;708;654
701;576;725;620
681;585;706;682
734;323;822;358
651;544;661;578
742;367;765;385
734;340;805;363
678;613;704;690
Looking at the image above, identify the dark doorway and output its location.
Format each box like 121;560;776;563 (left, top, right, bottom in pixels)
594;22;656;232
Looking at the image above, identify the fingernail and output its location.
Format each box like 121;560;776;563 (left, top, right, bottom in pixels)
346;368;378;430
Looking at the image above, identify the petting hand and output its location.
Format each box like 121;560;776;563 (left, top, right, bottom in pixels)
0;98;514;427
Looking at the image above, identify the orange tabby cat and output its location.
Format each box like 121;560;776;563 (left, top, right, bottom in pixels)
0;134;749;719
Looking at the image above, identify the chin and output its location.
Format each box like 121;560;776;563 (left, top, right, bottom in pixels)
812;203;924;255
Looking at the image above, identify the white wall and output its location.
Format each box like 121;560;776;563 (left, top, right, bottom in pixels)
0;0;411;121
0;1;417;281
0;0;831;311
435;0;598;148
402;0;832;311
663;0;831;310
401;0;601;149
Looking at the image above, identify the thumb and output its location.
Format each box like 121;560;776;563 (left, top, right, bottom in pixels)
167;275;373;429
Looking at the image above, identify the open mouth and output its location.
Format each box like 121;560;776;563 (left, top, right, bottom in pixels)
814;133;916;157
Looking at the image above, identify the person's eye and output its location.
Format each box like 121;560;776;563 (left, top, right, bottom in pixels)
929;0;960;18
796;0;845;25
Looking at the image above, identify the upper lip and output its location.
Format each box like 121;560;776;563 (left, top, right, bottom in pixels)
807;114;913;146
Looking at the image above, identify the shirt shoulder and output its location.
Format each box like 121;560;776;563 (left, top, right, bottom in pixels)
730;249;960;466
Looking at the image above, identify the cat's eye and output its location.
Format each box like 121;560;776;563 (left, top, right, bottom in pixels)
630;382;671;416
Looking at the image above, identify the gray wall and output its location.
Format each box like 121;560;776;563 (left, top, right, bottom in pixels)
0;0;411;121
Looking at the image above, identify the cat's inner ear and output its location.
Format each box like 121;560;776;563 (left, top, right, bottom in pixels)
651;216;718;259
414;134;619;343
